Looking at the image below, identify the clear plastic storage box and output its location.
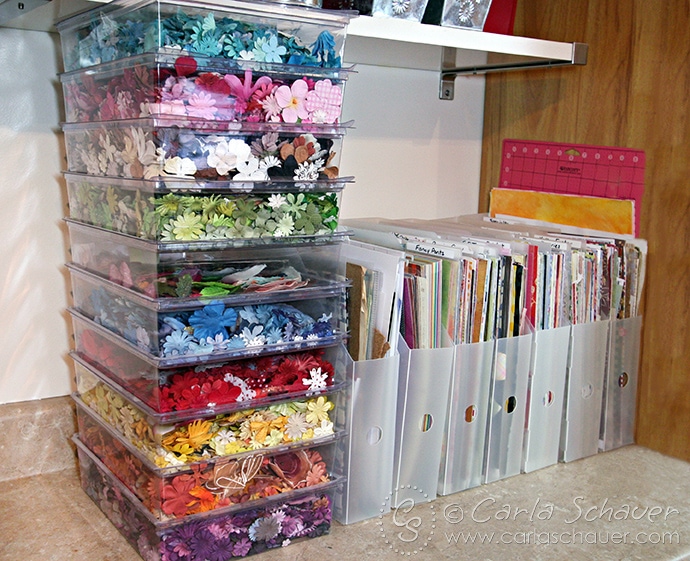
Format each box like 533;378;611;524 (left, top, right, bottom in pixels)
68;261;346;361
60;53;352;124
64;173;348;242
62;118;349;181
75;393;343;520
73;365;345;468
75;435;338;560
66;221;347;296
57;0;352;72
71;337;347;418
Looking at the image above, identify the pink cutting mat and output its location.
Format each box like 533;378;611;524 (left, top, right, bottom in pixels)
498;139;645;235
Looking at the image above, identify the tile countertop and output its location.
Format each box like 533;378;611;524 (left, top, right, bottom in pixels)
1;445;689;561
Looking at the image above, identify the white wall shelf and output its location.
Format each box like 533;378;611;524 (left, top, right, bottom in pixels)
1;2;587;97
345;15;587;99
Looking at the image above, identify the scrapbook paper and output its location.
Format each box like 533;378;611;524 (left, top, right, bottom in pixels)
340;239;406;357
490;187;636;236
346;263;381;361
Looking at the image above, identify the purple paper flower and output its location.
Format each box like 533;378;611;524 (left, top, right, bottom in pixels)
208;538;235;561
232;537;253;557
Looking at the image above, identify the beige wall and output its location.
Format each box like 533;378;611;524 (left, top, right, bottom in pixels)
0;25;487;404
481;1;690;461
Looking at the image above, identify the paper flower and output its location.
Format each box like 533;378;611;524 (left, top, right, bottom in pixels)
189;302;239;339
303;367;329;392
206;138;252;176
275;80;310;123
186;91;218;119
162;156;197;177
234;156;269;181
305;396;334;425
162;329;193;356
169;211;204;240
260;34;288;63
305;80;343;124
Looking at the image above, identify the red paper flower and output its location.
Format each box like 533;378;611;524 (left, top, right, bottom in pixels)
195;72;232;96
175;56;198;77
161;474;197;517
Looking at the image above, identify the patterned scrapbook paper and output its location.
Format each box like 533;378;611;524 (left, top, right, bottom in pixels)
490;188;636;236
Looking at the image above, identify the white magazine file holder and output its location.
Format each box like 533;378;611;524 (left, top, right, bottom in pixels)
438;338;494;495
560;320;610;462
391;335;454;507
522;325;570;473
334;352;400;525
484;331;532;484
600;315;642;451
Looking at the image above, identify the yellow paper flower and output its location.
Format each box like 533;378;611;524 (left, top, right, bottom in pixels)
305;396;333;425
223;440;246;455
250;417;285;443
163;419;214;452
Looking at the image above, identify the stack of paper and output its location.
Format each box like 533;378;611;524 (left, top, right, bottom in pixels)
341;215;646;351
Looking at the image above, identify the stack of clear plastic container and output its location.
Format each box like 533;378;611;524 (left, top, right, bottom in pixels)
56;0;355;557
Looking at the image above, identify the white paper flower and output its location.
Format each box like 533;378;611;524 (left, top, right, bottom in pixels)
294;160;322;181
207;138;252;176
274;214;295;237
260;155;281;171
234;156;269;180
302;367;329;391
163;156;197;176
267;194;287;210
313;419;334;438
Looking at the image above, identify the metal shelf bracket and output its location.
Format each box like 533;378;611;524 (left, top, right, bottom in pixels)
439;42;588;100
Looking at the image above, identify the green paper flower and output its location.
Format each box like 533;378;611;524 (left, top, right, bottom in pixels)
171;211;204;240
294;202;325;235
232;199;259;225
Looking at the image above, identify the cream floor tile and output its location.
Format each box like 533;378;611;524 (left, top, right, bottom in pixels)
1;446;689;561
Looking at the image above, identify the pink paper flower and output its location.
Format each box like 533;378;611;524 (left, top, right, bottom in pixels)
305;80;342;124
186;91;217;119
275;79;310;123
224;70;272;116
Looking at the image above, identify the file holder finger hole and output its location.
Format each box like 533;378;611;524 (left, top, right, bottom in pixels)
543;391;555;407
618;372;629;388
505;396;517;414
464;405;477;423
367;426;383;445
581;383;594;399
420;414;434;432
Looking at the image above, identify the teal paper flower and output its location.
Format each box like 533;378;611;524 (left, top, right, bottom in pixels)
260;34;287;63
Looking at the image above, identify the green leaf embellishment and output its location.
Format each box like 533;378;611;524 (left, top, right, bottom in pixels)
176;274;193;298
196;282;243;298
199;286;231;298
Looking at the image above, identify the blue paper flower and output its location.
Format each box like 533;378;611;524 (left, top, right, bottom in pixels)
163;330;193;356
310;31;338;67
261;34;287;63
189;302;238;339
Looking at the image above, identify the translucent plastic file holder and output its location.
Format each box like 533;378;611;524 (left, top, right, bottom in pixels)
560;320;610;463
334;353;400;525
522;325;570;473
600;316;642;452
483;332;531;484
438;339;494;495
392;336;454;507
